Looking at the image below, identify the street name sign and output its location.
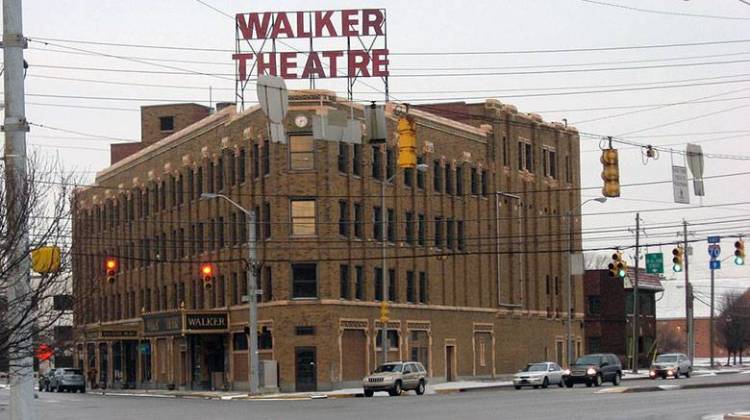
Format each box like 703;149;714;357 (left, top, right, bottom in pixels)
645;253;664;274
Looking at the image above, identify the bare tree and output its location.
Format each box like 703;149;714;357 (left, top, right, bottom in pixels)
0;154;82;371
657;322;685;354
716;289;750;366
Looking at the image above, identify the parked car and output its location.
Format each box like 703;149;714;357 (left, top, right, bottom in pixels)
513;362;565;389
362;361;427;397
38;369;57;392
49;368;86;393
649;353;692;379
562;353;622;388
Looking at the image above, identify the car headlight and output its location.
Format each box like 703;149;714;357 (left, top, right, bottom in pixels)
587;368;597;376
649;370;656;376
667;369;674;375
563;369;571;375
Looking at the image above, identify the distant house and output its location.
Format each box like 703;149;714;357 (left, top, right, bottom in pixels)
584;253;664;369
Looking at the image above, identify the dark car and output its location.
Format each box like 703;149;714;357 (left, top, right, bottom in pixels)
38;369;57;392
562;353;622;388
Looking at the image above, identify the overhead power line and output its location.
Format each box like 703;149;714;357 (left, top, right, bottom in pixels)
577;0;750;21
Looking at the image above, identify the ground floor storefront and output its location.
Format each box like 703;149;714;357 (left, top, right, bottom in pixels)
75;302;583;392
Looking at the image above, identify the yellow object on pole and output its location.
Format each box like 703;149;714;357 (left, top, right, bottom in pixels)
397;116;417;169
600;148;620;197
379;300;390;323
31;246;61;274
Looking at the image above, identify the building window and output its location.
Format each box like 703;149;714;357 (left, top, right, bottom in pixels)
338;142;349;173
228;153;236;186
263;266;273;302
197;222;204;254
457;220;465;251
542;147;557;179
386;146;395;180
405;211;414;245
433;160;442;192
340;264;350;299
387;209;396;242
518;140;534;172
445;165;453;195
289;135;314;170
231;272;239;305
470;167;478;195
418;213;426;246
434;217;443;248
406;271;416;303
233;332;248;351
416;155;425;189
159;116;174;132
404;166;413;187
373;206;383;240
339;200;349;236
353;144;362;176
374;267;383;301
419;272;428;304
291;199;316;236
456;165;464;195
217;157;224;191
372;145;382;180
196;167;203;197
230;213;237;244
376;330;400;350
355;265;364;300
262;139;270;175
388;269;396;302
446;219;455;250
217;217;225;248
291;263;317;298
481;169;489;196
589;337;601;353
565;155;572;183
252;143;260;178
238;148;246;183
502;136;509;167
354;203;363;239
259;327;273;349
588;296;601;315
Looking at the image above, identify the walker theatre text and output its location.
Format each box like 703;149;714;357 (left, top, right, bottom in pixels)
233;9;389;80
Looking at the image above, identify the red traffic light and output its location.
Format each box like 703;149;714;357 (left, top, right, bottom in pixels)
200;263;215;289
104;257;118;283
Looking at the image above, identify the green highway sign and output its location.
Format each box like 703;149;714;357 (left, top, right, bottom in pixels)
646;253;664;274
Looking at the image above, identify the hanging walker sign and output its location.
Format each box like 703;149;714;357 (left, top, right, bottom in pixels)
233;9;390;106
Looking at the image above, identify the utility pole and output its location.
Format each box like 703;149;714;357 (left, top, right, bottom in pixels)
683;220;694;365
2;0;35;419
709;263;715;368
246;210;259;395
631;213;640;373
380;171;388;365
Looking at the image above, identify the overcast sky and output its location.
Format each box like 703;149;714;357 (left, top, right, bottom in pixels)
3;0;750;302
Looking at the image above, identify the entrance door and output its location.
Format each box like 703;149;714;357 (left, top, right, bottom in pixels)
446;345;456;382
124;341;137;388
295;347;317;392
341;330;367;382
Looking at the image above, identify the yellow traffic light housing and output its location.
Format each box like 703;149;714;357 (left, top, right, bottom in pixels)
379;301;390;323
104;257;118;284
200;263;215;289
31;246;61;274
735;240;745;265
600;148;620;198
672;246;684;272
397;116;417;169
608;251;626;278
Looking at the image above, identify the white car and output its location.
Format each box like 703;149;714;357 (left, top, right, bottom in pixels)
513;362;565;389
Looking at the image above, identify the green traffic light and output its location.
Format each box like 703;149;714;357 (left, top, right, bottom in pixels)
673;264;683;272
735;256;745;266
618;270;626;277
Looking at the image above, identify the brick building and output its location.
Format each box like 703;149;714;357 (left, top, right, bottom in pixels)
583;256;663;369
72;91;584;392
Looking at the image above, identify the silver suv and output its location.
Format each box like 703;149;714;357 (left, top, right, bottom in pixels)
363;361;427;397
49;368;86;393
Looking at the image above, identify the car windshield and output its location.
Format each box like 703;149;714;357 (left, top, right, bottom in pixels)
523;363;548;372
63;369;82;375
655;355;678;363
374;364;402;373
575;355;602;365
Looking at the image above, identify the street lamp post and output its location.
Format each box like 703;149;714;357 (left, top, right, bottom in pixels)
566;197;607;367
201;193;259;395
380;163;428;365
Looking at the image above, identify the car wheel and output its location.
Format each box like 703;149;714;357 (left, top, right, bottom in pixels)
514;385;522;390
585;380;593;388
364;389;374;397
415;381;425;395
558;380;564;388
674;369;680;379
685;369;691;378
612;372;621;386
389;381;402;397
565;380;574;388
594;374;602;387
56;386;62;393
542;377;549;389
533;385;539;389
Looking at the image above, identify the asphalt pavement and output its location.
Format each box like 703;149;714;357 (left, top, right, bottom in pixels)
1;372;749;420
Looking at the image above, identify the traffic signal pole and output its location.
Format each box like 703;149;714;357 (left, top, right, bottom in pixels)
631;213;640;374
246;210;259;395
3;0;35;419
710;265;715;368
683;220;694;365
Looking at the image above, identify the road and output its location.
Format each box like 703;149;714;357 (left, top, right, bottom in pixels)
1;373;749;420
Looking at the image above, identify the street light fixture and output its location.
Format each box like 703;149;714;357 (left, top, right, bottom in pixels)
200;192;260;395
380;163;428;365
566;197;607;367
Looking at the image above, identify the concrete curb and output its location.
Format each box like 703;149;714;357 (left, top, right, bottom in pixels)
597;380;750;394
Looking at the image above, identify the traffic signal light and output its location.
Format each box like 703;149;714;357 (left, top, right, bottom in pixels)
379;301;390;323
600;148;620;198
608;251;627;278
200;263;215;289
735;240;745;265
104;257;118;283
397;116;417;169
672;247;684;272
